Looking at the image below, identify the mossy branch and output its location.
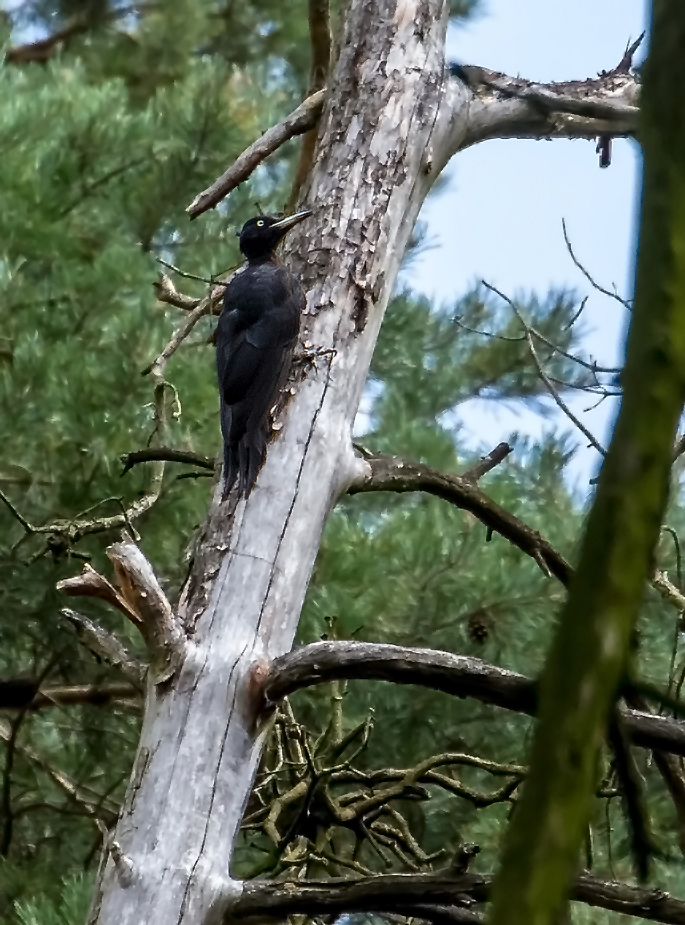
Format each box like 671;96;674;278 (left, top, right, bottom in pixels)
489;9;685;925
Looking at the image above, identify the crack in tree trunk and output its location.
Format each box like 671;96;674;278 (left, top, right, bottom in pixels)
91;2;449;923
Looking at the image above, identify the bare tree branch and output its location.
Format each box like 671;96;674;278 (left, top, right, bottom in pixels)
121;447;215;474
482;280;607;455
60;608;147;691
59;543;185;684
349;450;685;638
348;452;572;585
561;218;632;311
187;89;327;218
266;641;536;712
142;299;214;378
106;541;186;683
0;682;139;711
333;767;520;811
286;0;332;211
264;641;685;757
562;219;633;310
440;67;639;160
231;869;685;924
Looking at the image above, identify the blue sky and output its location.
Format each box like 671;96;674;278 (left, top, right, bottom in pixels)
407;0;647;490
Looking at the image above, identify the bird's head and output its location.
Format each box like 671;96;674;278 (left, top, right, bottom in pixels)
238;210;313;261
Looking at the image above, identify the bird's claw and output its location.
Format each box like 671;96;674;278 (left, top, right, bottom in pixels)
294;344;337;373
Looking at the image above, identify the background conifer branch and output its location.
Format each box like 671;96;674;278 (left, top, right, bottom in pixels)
286;0;332;211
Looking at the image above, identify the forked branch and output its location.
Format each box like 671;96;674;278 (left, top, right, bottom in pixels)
348;451;572;585
107;541;186;683
58;542;185;683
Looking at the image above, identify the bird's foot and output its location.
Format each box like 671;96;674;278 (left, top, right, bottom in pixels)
294;343;337;374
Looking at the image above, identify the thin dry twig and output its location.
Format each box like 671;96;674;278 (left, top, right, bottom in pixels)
121;447;214;474
482;280;606;456
142;299;214;378
462;442;512;481
187;89;326;218
562;219;632;310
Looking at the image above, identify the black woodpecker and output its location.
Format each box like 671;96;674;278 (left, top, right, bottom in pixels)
216;210;313;500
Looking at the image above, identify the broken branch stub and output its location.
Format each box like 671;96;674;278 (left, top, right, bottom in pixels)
61;608;147;691
57;564;140;623
106;541;186;683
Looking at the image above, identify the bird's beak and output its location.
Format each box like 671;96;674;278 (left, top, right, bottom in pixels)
270;210;314;233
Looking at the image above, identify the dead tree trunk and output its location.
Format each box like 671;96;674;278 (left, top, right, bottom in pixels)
85;2;639;923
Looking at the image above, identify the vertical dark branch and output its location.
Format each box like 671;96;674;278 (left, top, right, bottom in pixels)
489;7;685;924
286;0;332;211
1;658;57;855
308;0;333;91
608;711;652;881
624;686;685;858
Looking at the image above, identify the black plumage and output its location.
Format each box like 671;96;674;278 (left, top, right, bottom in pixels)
216;210;312;500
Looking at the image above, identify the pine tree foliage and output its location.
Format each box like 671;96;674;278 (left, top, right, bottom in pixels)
0;0;321;915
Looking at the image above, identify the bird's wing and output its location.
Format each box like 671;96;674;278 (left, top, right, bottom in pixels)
216;268;304;497
217;305;299;407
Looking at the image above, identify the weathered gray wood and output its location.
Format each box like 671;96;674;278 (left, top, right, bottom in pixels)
449;67;638;152
90;4;645;924
92;3;450;923
264;641;685;757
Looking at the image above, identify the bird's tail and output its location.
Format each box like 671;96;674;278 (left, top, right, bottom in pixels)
220;402;268;500
236;427;268;498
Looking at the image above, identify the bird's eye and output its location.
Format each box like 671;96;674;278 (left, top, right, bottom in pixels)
256;220;265;227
